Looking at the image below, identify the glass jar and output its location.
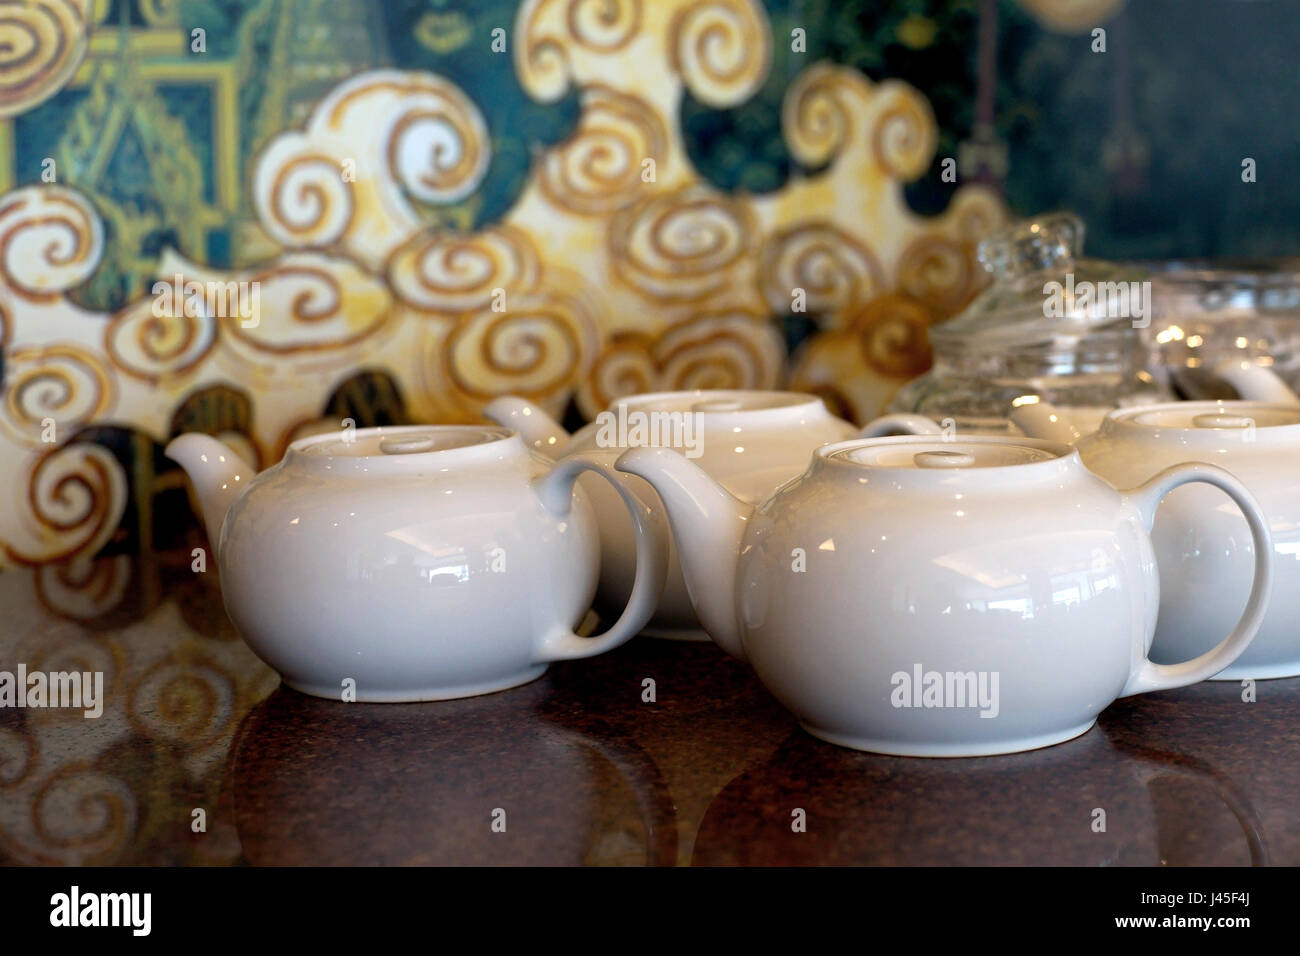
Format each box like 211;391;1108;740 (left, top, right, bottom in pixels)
890;212;1169;435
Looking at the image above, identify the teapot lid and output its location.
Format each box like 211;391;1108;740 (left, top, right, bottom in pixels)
287;425;523;473
1100;401;1300;443
612;389;828;418
826;434;1071;478
932;212;1147;351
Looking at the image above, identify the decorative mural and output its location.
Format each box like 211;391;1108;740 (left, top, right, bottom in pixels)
0;0;1014;576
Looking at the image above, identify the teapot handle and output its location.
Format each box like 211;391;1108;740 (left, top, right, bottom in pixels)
855;414;944;439
1119;463;1274;696
531;453;669;662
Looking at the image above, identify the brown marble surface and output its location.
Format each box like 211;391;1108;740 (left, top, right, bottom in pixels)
1;549;1295;866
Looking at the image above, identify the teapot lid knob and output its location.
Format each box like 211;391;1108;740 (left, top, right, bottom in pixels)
913;450;976;469
692;398;744;413
378;434;438;455
1191;413;1254;430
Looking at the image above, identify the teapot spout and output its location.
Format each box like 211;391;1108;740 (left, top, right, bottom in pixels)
483;396;570;458
1009;398;1084;444
165;433;254;551
616;447;751;659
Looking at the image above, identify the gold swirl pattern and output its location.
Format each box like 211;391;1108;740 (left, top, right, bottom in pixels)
576;311;783;415
229;255;391;355
441;286;599;401
948;187;1006;247
6;442;126;566
896;235;978;314
781;65;938;182
758;223;883;321
388;226;540;315
852;293;935;379
321;73;489;206
610;186;755;302
384;98;488;206
128;658;235;749
0;46;1005;568
104;295;216;384
539;86;667;215
781;62;853;168
0;187;103;297
654;309;784;391
252;72;491;268
0;0;90;119
1;343;114;445
669;0;771;108
871;82;937;182
30;764;136;863
253;146;354;250
515;0;643;103
576;332;659;415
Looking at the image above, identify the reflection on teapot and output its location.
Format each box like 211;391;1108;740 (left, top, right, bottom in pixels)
232;683;677;865
1072;401;1300;679
167;425;668;701
486;391;865;640
999;396;1300;678
1008;367;1299;444
616;434;1273;756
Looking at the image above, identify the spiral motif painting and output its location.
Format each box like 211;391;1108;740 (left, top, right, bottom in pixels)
0;0;90;118
611;185;757;303
0;0;1005;569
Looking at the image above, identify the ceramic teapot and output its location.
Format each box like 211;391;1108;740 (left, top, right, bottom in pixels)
485;390;904;640
1008;368;1299;445
166;425;668;701
615;435;1273;756
1062;401;1300;679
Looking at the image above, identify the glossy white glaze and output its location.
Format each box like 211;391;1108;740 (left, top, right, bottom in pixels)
486;391;860;639
1077;401;1300;679
617;435;1273;756
167;425;667;701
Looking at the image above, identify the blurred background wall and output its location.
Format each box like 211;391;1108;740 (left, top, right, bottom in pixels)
1;0;1295;569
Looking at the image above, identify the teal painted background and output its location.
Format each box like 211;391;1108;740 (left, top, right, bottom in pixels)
11;0;1299;318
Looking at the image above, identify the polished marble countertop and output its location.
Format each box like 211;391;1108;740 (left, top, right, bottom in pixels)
1;549;1294;866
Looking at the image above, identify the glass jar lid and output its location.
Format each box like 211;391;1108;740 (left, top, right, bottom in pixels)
931;212;1148;351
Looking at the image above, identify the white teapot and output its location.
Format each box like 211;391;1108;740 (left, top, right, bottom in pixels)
485;391;914;640
167;425;668;701
615;435;1273;756
880;386;1300;680
1067;401;1300;679
1008;362;1300;445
